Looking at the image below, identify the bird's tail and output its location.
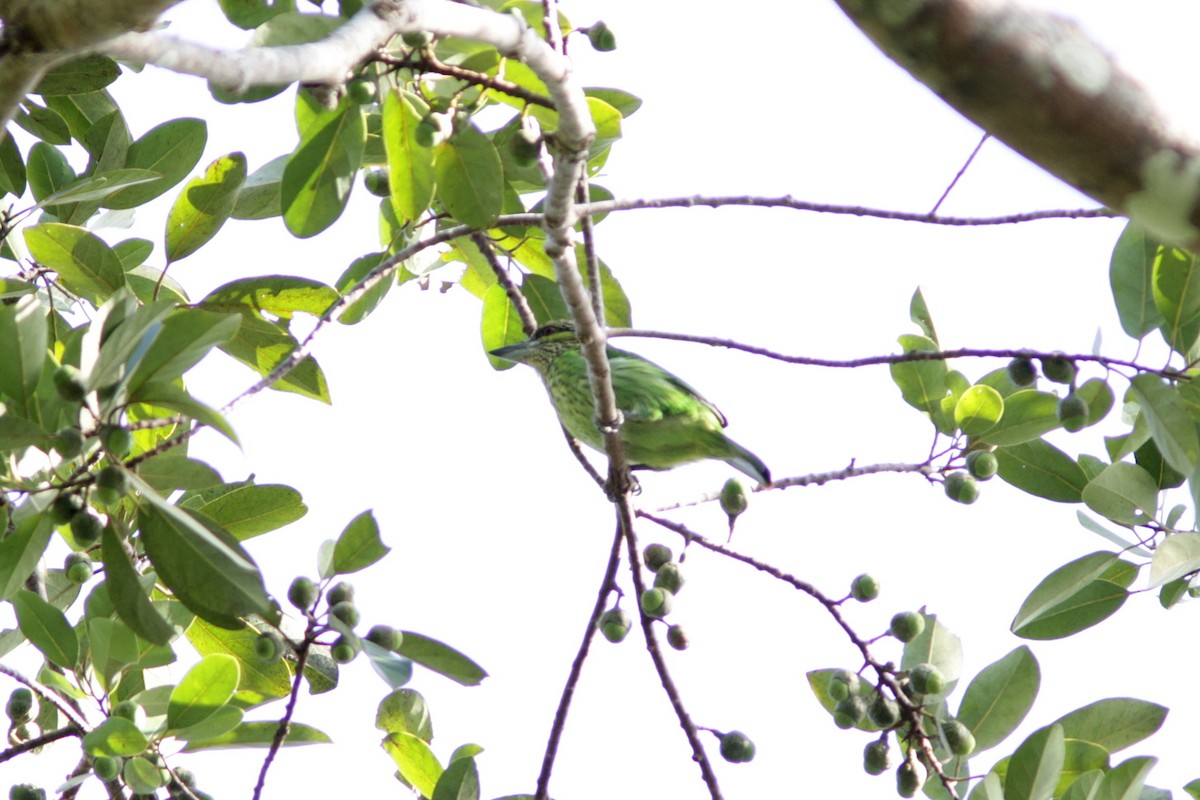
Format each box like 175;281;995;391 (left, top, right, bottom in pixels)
724;441;771;486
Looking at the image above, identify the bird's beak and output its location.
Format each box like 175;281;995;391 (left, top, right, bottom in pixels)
489;341;532;363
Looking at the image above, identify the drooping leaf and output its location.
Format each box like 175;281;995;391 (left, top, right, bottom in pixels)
383;91;435;223
397;631;488;687
0;293;47;417
102;525;177;645
13;589;79;668
165;152;247;263
282;94;364;237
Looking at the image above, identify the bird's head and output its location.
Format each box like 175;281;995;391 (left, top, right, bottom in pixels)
490;320;582;370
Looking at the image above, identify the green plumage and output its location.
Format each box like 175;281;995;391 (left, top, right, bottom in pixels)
491;322;770;485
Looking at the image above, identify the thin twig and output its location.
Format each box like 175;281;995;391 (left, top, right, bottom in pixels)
0;726;78;764
473;232;538;334
252;630;314;800
930;133;990;215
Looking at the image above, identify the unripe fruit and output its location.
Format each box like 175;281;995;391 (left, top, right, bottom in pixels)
965;450;999;480
331;635;357;663
833;695;867;729
827;669;860;702
718;730;755;763
102;426;133;458
347;78;376;105
908;663;947;696
110;700;144;727
9;785;46;800
65;552;94;584
653;562;685;594
364;168;389;197
327;581;354;606
850;573;880;602
402;30;432;48
897;760;925;798
719;478;748;519
867;693;900;729
50;491;84;524
508;128;541;167
53;427;85;459
586;20;617;51
1058;393;1089;432
92;755;120;781
330;600;360;628
6;687;34;722
414;117;439;148
944;471;978;504
53;365;87;402
1006;357;1037;387
70;510;103;546
666;624;689;651
598;608;631;643
640;587;673;619
890;612;925;643
863;740;892;775
172;767;197;789
642;543;672;572
365;624;401;650
95;464;129;497
253;631;283;663
1042;353;1076;384
287;576;319;611
942;719;976;756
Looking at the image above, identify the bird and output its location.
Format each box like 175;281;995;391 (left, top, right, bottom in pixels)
491;321;771;485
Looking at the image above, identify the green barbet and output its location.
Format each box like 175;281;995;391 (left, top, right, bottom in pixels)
491;322;770;485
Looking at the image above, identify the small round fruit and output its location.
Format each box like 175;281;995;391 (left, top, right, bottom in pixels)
508;128;541;167
1006;357;1037;387
65;552;94;584
53;365;87;402
402;30;432;48
50;491;85;524
890;612;925;643
1042;353;1077;384
642;543;672;572
827;669;859;702
850;573;880;602
347;77;376;104
53;427;85;459
585;20;617;51
327;581;355;606
866;693;900;729
70;510;104;546
253;631;283;663
718;730;755;763
330;600;360;628
110;700;144;726
365;624;401;650
863;740;892;775
9;784;46;800
965;450;999;480
364;168;390;197
92;755;120;781
942;719;977;756
93;465;129;506
653;562;685;594
719;478;748;519
639;587;673;619
908;663;947;696
1058;393;1089;432
897;760;925;798
598;608;631;643
666;624;689;651
287;576;319;611
6;687;34;722
833;695;867;729
414;117;439;148
102;426;133;458
331;635;358;663
943;471;978;504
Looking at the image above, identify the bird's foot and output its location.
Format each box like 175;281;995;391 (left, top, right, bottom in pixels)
604;467;640;500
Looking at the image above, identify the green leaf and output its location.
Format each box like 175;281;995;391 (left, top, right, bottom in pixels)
376;688;433;740
128;308;241;392
83;110;131;173
332;510;389;574
890;334;946;416
432;755;479;800
15;100;71;146
24;222;125;304
170;703;244;741
1011;552;1129;640
996;439;1088;503
168;653;240;730
13;589;78;668
434;123;503;228
165;152;247;263
35;169;157;208
1006;724;1065;800
397;631;488;687
1183;778;1200;800
34;55;120;95
182;483;307;541
334;252;391;325
909;286;938;344
1052;698;1167;754
185;618;293;707
0;129;27;196
133;454;223;492
232;154;287;219
1129;375;1200;475
1152;245;1200;354
383;731;443;798
182;721;330;751
977;390;1061;446
364;640;414;689
1080;462;1158;526
0;512;54;601
955;646;1039;753
105;118;208;209
1147;532;1200;588
0;293;47;416
130;380;239;445
482;283;529;369
900;612;962;695
955;384;1004;435
87;617;141;689
210;312;330;402
521;273;568;326
203;275;338;319
383;91;435;223
83;717;149;757
1093;757;1156;800
282;95;364;237
26;142;76;203
102;525;177;645
585;87;642;118
0;414;51;452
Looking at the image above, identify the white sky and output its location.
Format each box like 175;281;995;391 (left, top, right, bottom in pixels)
7;1;1200;799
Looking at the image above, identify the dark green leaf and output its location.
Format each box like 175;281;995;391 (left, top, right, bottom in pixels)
165;152;247;263
1006;724;1065;800
102;525;177;645
521;273;568;325
282;95;364;237
106;118;208;209
15;100;71;145
35;56;120;95
996;439;1088;503
0;126;28;195
955;646;1039;753
397;631;487;686
13;588;78;668
1055;700;1167;752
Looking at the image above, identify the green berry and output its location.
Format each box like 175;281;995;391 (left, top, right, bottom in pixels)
585;20;617;51
890;612;925;643
897;760;925;798
908;663;947;696
827;669;859;702
331;635;358;663
330;600;360;628
50;491;84;524
850;573;880;602
347;77;376;104
1006;357;1037;387
414;117;439;148
943;471;978;504
364;168;390;197
965;450;999;480
1042;353;1076;384
253;631;283;663
863;740;892;775
53;426;85;459
95;464;129;503
6;687;34;722
639;587;673;619
102;425;133;458
65;552;94;584
653;562;685;595
666;624;689;651
402;30;432;48
942;719;976;756
287;576;319;611
9;785;46;800
327;581;354;605
833;695;867;729
598;607;631;643
719;477;749;518
53;365;87;402
92;755;120;781
110;700;144;726
70;510;104;546
508;128;541;167
365;624;401;650
866;693;900;729
1058;393;1089;432
718;730;755;763
642;543;672;572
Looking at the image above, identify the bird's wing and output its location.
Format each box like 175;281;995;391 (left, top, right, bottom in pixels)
607;347;728;427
